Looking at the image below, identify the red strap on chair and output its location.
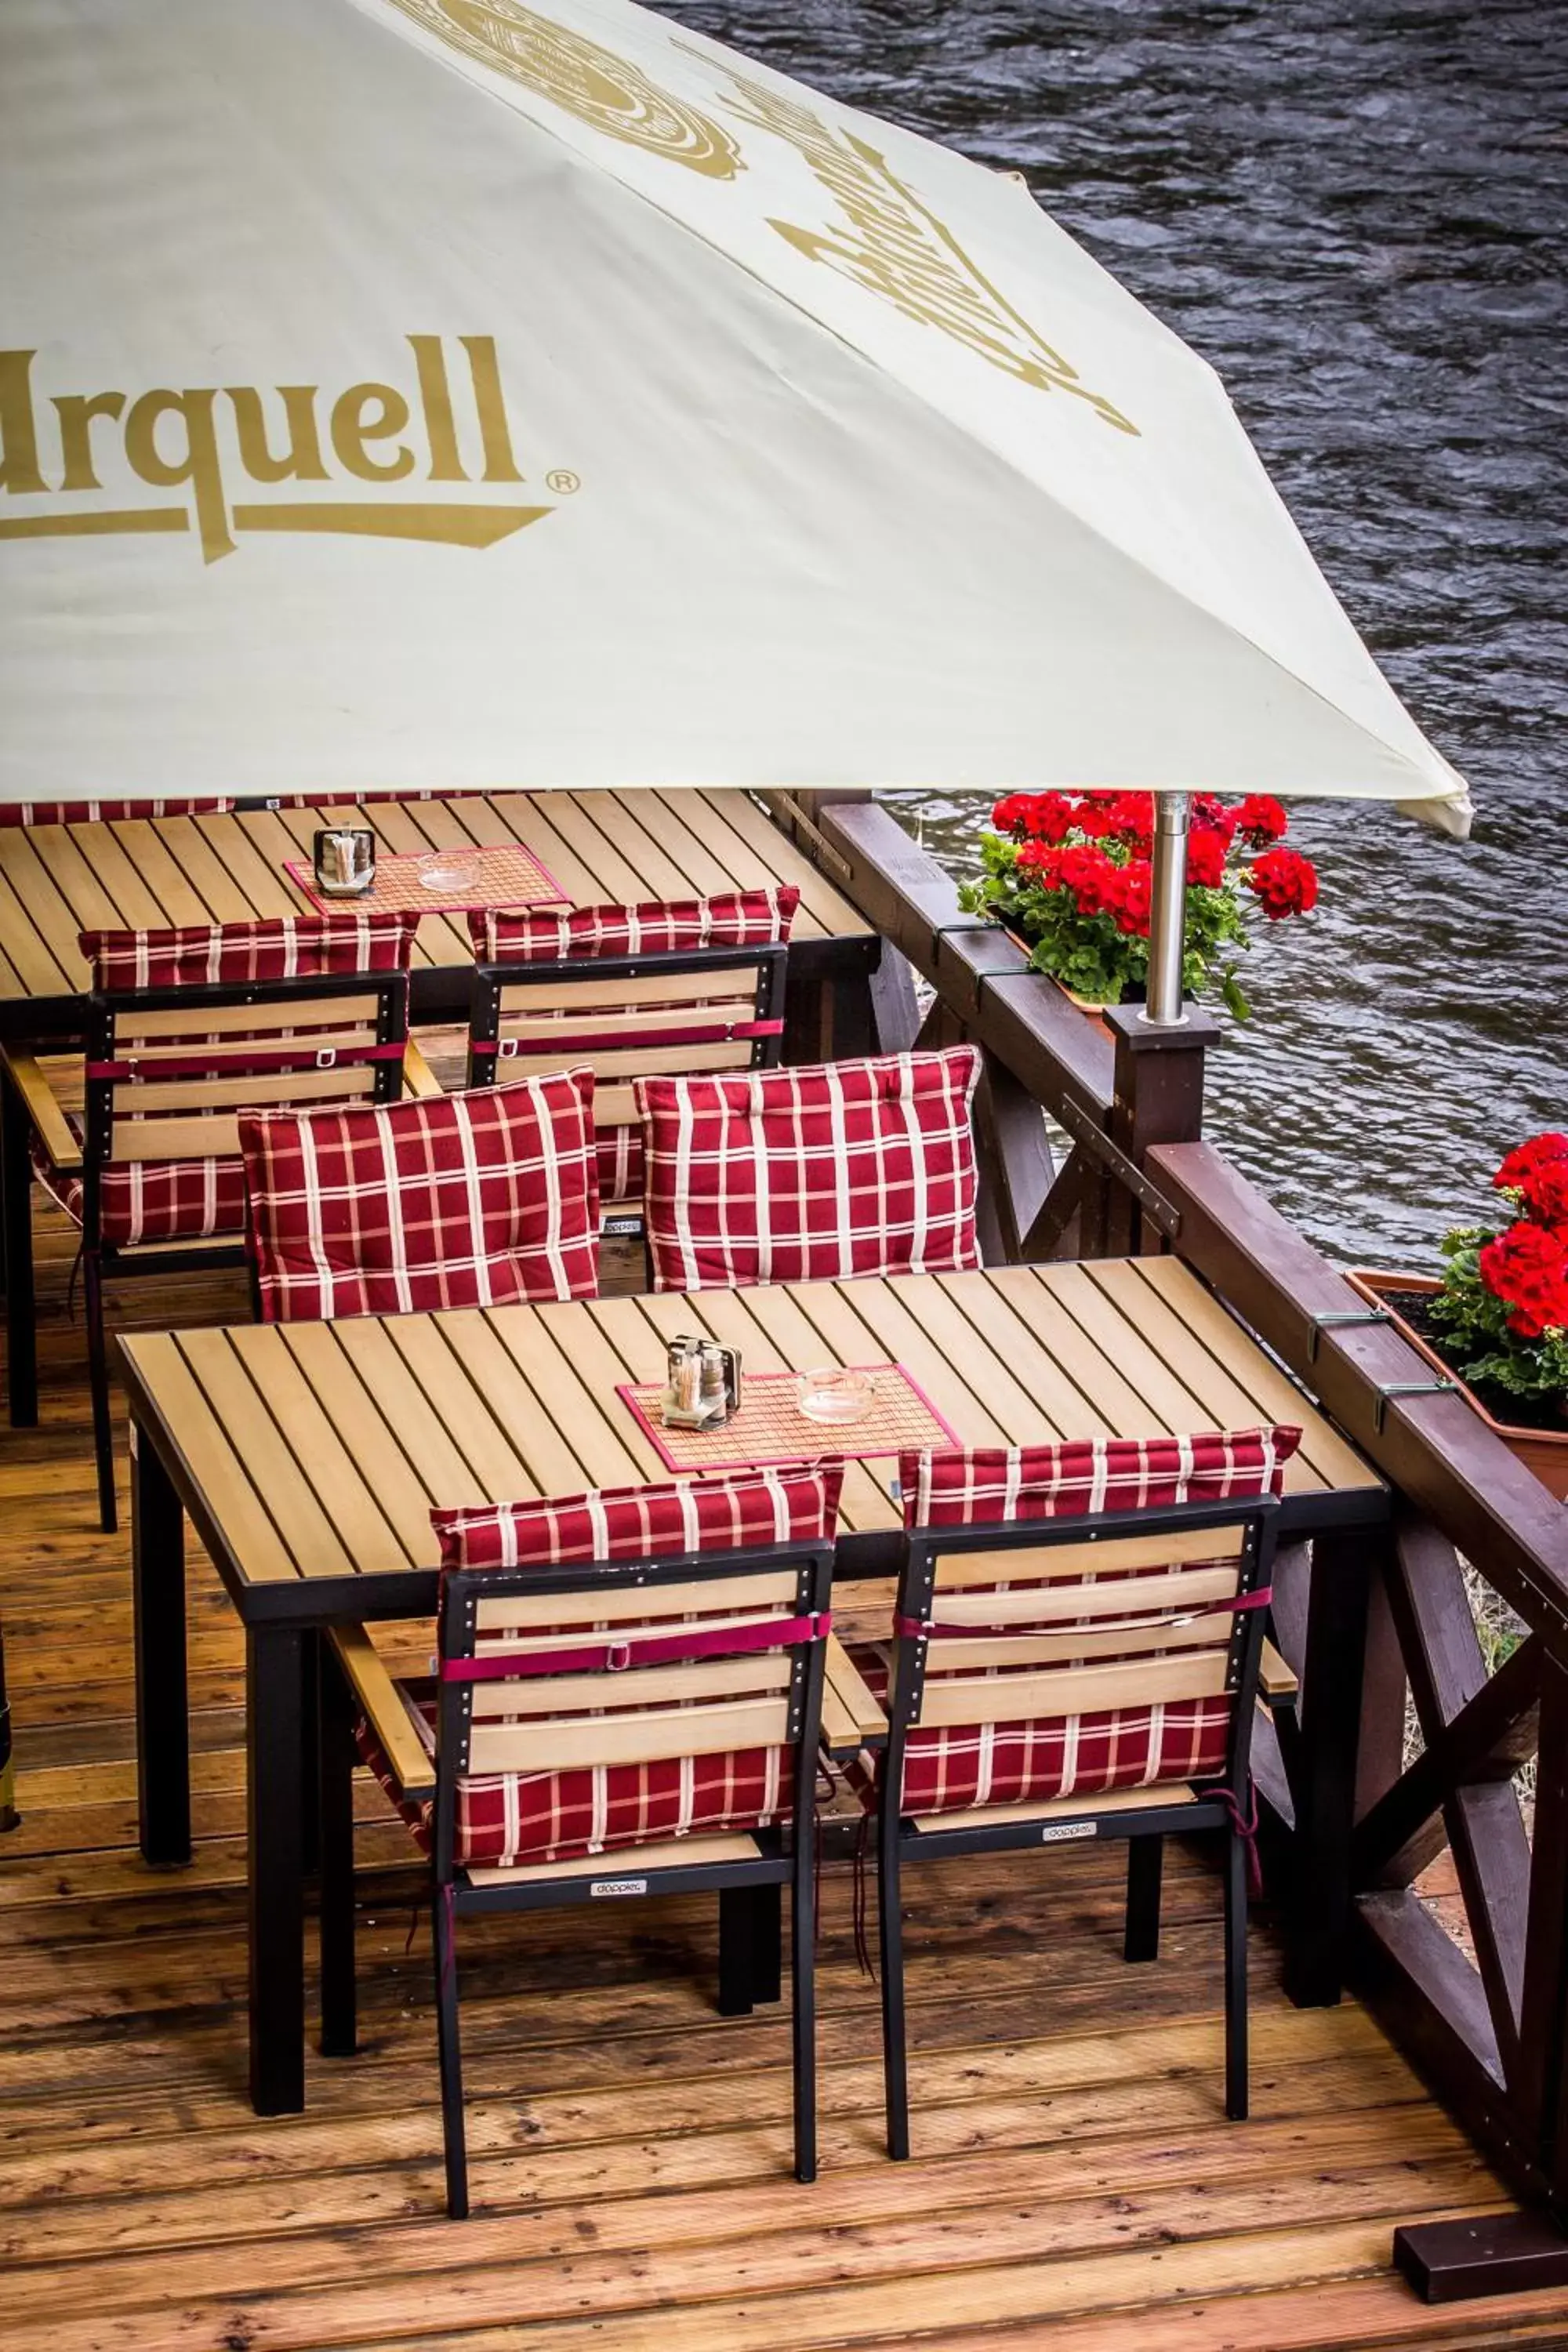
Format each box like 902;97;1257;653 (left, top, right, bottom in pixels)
88;1039;406;1082
440;1609;831;1683
893;1586;1273;1642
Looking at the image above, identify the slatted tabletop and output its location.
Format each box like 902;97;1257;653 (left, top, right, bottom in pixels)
0;789;873;1032
121;1258;1381;1607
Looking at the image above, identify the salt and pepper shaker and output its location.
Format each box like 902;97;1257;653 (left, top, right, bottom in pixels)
661;1336;742;1429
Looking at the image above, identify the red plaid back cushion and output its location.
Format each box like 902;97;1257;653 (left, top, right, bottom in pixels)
900;1427;1301;1528
419;1464;840;1866
82;913;420;993
0;799;235;829
636;1045;983;1293
467;886;798;966
240;1073;600;1323
877;1427;1299;1817
431;1461;844;1570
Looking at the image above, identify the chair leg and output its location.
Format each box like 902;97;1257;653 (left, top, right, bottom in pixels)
878;1832;911;2161
790;1860;817;2185
1124;1835;1163;1964
1223;1831;1250;2122
1;1070;38;1428
82;1253;117;1534
318;1652;358;2057
432;1889;470;2218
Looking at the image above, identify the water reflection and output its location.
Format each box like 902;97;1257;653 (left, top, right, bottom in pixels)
655;0;1564;1262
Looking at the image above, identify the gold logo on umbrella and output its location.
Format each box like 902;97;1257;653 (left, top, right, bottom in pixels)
385;0;743;180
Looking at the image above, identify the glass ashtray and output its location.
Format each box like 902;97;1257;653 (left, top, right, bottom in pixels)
418;849;483;893
795;1367;877;1426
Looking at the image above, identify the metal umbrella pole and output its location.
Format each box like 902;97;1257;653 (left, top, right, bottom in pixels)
1143;793;1192;1027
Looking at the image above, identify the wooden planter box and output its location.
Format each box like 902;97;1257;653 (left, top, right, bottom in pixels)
1348;1269;1568;1503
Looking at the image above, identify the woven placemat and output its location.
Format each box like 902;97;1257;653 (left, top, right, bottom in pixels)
615;1364;960;1475
285;842;569;917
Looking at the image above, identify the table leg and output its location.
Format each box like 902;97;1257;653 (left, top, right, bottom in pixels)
2;1064;38;1426
1284;1527;1374;2008
132;1426;190;1865
248;1624;307;2115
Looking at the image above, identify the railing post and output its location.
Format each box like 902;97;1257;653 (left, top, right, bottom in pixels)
1102;1003;1218;1253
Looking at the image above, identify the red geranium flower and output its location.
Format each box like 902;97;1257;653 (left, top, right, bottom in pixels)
1233;793;1289;847
1022;792;1080;845
1247;846;1319;919
1192;793;1239;847
1110;859;1153;935
992;792;1032;834
1185;829;1229;889
1495;1132;1568;1195
1479;1220;1568;1340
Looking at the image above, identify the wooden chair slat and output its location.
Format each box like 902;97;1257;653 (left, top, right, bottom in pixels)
925;1562;1244;1625
923;1617;1237;1671
497;970;758;1019
110;1066;378;1120
915;1649;1231;1728
468;1694;791;1775
468;1653;792;1719
117;993;383;1040
931;1530;1246;1588
471;1575;799;1632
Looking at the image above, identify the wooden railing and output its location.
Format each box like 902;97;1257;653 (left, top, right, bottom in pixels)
769;788;1568;2303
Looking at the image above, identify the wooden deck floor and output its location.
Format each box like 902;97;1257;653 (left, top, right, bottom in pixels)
4;1206;1566;2350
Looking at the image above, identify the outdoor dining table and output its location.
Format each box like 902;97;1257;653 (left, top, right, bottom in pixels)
0;789;877;1050
118;1255;1386;2116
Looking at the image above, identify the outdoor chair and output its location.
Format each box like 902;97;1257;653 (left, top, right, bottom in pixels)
237;1071;601;1323
0;912;424;1530
633;1041;983;1292
318;1461;841;2216
465;888;796;1255
835;1426;1297;2158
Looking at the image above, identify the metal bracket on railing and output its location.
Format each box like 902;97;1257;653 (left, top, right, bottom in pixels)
930;920;1001;964
1306;1305;1394;1363
1372;1378;1458;1435
1055;1096;1183;1239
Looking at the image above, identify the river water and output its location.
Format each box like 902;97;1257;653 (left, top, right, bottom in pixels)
658;0;1564;1266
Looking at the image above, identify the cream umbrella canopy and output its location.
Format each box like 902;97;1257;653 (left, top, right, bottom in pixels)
0;0;1469;864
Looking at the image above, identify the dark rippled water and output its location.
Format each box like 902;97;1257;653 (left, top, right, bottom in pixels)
657;0;1565;1265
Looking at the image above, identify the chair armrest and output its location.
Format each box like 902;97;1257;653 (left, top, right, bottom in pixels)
400;1039;446;1101
328;1624;436;1800
1260;1639;1299;1707
1;1049;83;1173
821;1633;889;1756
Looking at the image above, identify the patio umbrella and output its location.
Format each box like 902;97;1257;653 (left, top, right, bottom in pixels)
0;0;1469;858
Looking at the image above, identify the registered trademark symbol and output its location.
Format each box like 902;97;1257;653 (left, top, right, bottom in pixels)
546;469;580;495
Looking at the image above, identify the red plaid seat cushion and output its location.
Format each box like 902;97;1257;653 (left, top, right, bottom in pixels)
636;1045;983;1293
241;1075;601;1322
840;1428;1300;1819
356;1684;793;1869
467;885;798;966
0;799;234;828
372;1465;844;1867
31;1139;251;1250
